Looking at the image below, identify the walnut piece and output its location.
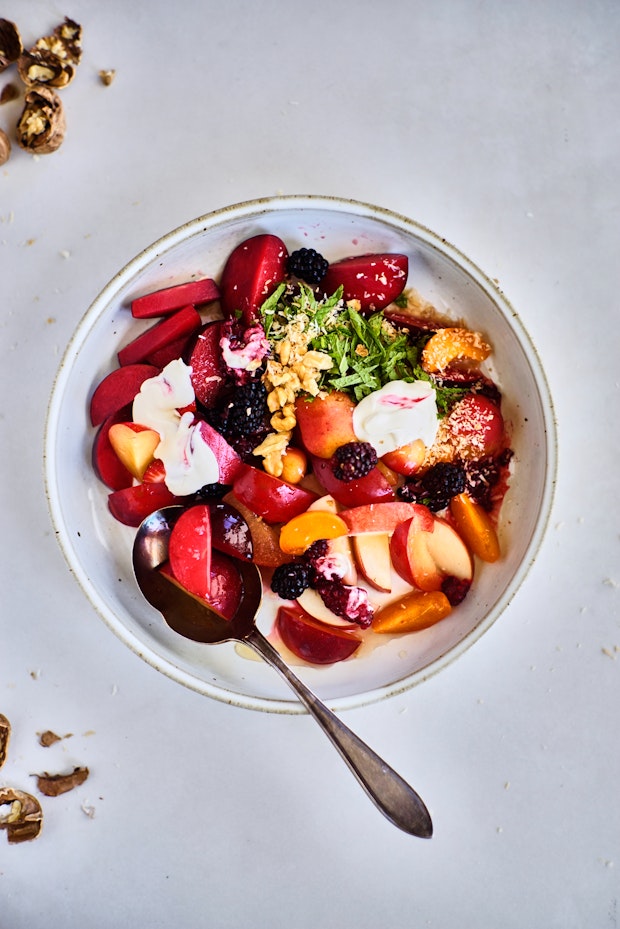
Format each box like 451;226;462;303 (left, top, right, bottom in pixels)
0;714;10;768
0;787;43;843
35;765;89;797
99;69;116;86
0;19;22;72
16;86;65;154
0;128;9;166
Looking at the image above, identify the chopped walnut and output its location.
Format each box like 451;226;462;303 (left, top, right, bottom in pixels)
16;86;65;154
0;713;10;768
0;788;43;843
35;765;89;797
0;127;10;165
0;19;22;73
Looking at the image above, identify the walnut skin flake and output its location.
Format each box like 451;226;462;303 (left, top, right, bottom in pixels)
35;765;89;797
0;787;43;843
16;86;65;154
0;81;19;104
98;69;116;86
0;19;23;73
0;714;10;768
0;127;9;166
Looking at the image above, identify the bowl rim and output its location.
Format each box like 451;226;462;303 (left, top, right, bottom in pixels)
44;194;558;713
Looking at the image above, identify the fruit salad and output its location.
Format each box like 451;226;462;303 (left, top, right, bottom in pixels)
89;234;513;666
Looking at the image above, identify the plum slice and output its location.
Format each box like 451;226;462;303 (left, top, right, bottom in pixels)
321;253;408;312
118;305;202;366
219;234;288;325
89;363;158;426
131;278;220;319
168;504;212;599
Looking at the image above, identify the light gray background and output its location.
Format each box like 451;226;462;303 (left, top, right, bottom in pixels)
1;2;618;927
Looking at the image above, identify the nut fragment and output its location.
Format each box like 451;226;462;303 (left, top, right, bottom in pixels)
0;788;43;843
98;69;116;86
0;128;10;166
0;19;22;73
0;714;10;768
16;86;65;154
35;765;89;797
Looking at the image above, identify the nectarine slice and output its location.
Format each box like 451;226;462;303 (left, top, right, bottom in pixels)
449;493;500;562
108;422;160;480
372;590;451;634
279;511;349;556
421;327;491;374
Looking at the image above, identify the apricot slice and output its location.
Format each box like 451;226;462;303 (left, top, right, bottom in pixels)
449;492;500;562
421;327;491;374
372;590;451;634
279;511;349;556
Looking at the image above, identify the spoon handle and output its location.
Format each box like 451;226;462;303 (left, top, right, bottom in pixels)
244;627;433;838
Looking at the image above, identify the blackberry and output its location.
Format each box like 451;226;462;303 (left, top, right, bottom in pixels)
333;441;378;482
399;461;466;511
313;577;374;629
441;576;471;606
305;539;329;566
465;448;513;511
221;380;269;438
271;562;311;601
286;248;329;285
196;482;229;499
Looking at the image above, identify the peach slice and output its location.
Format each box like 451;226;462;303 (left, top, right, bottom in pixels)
352;533;392;593
449;493;500;562
390;512;473;591
279;510;348;556
107;422;160;480
421;327;491;374
296;588;360;629
340;501;432;536
381;438;426;476
295;391;357;459
372;590;452;634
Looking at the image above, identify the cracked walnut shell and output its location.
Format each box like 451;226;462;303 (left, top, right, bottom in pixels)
18;46;75;89
17;86;65;154
0;128;10;166
0;18;22;73
0;787;43;844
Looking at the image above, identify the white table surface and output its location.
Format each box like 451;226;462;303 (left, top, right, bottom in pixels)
1;2;618;927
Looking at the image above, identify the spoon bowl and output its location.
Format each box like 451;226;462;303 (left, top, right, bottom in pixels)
133;506;434;838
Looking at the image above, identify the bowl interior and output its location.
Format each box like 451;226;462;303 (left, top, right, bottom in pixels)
45;196;556;712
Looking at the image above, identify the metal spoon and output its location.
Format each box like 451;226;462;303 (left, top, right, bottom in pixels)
133;506;433;838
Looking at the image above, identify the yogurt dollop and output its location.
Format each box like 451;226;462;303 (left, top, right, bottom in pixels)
132;359;219;495
352;379;439;455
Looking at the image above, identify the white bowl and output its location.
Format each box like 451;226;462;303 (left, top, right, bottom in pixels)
44;195;557;713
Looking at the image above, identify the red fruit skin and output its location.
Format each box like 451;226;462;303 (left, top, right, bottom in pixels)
447;394;505;456
89;363;159;426
321;253;408;312
118;306;202;367
276;605;361;664
219;234;288;326
131;278;220;319
195;420;243;484
92;406;134;490
188;321;227;408
107;482;183;527
142;458;166;483
207;502;253;561
310;456;395;507
168;504;212;599
145;332;194;369
232;464;318;524
389;518;418;586
159;553;242;621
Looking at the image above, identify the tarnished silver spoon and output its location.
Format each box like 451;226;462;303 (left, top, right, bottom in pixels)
133;506;433;838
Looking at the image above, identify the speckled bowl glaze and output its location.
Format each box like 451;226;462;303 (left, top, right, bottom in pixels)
44;196;557;713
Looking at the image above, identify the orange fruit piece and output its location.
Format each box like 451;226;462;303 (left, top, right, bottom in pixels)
279;511;349;556
372;590;451;634
449;492;500;562
421;327;491;373
280;447;307;484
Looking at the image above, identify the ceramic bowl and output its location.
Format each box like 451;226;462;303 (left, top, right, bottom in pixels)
44;195;556;713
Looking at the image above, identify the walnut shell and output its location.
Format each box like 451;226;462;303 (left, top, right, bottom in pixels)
0;128;8;165
16;86;65;154
0;787;43;844
17;46;75;89
0;18;22;72
0;713;10;768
